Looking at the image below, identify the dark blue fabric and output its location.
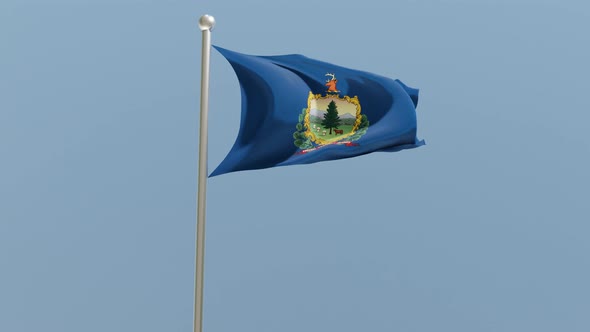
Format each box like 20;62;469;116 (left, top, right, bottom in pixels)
210;46;424;177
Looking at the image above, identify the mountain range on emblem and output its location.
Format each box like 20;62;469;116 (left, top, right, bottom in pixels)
309;108;357;125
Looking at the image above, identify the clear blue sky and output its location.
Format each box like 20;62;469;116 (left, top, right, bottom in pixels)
1;0;589;331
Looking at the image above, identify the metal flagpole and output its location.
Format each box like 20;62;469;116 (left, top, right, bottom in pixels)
195;14;215;332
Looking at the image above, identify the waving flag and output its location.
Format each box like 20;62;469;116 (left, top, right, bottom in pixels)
211;46;424;177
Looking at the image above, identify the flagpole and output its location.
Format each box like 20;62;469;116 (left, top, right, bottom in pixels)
195;14;215;332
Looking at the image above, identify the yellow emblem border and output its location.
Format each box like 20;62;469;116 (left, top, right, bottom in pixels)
304;91;362;145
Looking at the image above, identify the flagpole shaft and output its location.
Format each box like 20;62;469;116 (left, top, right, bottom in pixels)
195;14;214;332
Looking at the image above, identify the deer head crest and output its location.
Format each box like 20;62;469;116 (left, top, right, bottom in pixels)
325;73;336;82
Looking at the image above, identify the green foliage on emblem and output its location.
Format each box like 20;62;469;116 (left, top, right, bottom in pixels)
347;114;370;141
293;108;314;149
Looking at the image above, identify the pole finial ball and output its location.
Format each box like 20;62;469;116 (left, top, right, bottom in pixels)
198;15;215;31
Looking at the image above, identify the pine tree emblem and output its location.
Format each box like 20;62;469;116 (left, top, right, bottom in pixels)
321;100;341;135
292;73;370;154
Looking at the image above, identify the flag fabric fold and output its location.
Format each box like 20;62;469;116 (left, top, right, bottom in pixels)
210;46;424;177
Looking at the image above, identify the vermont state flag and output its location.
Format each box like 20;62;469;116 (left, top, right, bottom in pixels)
210;46;424;177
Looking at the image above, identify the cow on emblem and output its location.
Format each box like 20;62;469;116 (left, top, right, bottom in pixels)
325;73;340;94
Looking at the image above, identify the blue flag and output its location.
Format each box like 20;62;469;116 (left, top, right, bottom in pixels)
210;46;424;177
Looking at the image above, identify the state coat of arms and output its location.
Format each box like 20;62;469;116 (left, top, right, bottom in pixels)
293;73;369;153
